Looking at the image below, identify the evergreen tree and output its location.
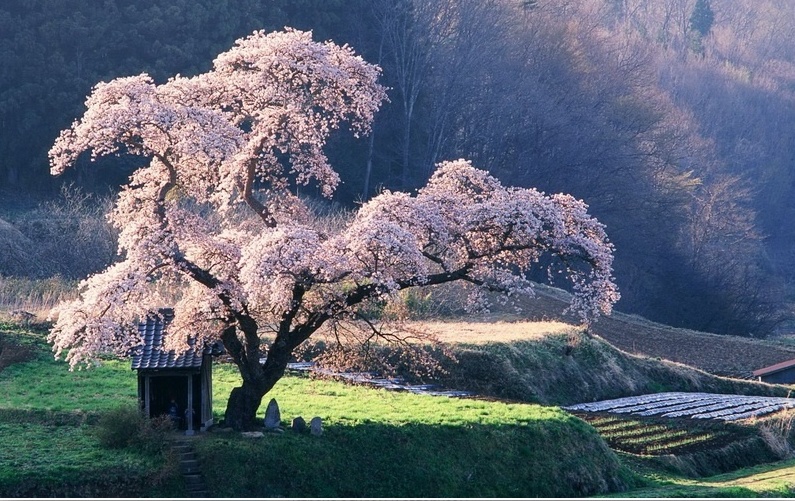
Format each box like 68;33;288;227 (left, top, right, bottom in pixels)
689;0;714;37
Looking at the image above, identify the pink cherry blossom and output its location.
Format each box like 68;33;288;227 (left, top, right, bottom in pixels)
48;29;617;430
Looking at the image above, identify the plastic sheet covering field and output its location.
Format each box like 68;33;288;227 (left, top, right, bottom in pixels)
565;392;795;421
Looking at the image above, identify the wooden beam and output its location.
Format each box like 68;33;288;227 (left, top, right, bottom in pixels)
186;375;194;435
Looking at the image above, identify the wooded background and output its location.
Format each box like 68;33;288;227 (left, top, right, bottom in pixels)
1;0;793;338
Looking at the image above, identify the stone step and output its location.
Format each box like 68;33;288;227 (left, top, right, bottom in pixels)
186;485;208;496
180;462;201;474
171;438;208;496
184;474;204;486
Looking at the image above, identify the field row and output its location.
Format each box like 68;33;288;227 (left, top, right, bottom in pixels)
576;414;733;455
565;392;795;421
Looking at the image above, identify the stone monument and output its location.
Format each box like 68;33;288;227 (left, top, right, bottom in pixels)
292;416;307;433
263;398;282;431
310;416;323;436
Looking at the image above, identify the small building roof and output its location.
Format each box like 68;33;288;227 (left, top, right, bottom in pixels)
753;358;795;378
131;309;223;370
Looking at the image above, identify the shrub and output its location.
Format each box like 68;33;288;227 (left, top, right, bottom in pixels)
0;336;34;373
382;284;471;320
94;404;174;453
12;184;118;279
754;409;795;459
0;218;35;276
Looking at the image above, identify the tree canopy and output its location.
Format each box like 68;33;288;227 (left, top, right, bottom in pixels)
48;28;618;429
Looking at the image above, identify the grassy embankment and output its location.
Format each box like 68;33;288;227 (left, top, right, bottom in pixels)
0;322;183;497
610;454;795;497
421;320;790;407
203;366;629;497
3;292;795;497
203;330;795;497
0;320;631;497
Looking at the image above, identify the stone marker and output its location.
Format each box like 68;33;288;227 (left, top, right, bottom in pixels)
241;431;264;438
292;416;307;433
264;398;282;430
310;416;323;436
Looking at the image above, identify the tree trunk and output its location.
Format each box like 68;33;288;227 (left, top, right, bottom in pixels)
221;328;295;430
223;380;268;430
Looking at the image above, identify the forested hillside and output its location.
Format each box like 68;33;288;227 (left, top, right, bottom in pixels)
0;0;793;338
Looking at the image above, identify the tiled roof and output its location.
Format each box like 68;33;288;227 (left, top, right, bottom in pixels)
131;309;223;370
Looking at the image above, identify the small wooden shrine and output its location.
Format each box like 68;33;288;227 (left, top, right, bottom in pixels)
131;309;223;434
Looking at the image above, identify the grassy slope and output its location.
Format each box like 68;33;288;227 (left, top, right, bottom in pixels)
611;456;795;498
201;366;631;498
431;327;790;407
3;286;795;497
0;322;182;497
507;283;795;378
0;413;177;497
0;322;632;498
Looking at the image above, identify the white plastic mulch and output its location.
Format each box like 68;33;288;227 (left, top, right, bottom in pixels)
564;392;795;421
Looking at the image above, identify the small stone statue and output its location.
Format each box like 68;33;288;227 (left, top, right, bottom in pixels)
263;398;282;431
292;416;307;433
310;416;323;436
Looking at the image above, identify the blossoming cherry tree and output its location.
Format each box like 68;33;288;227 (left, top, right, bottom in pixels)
48;28;619;430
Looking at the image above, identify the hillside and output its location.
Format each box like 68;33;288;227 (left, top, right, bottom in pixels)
3;0;794;341
503;284;795;380
422;325;789;409
389;295;795;482
0;321;632;497
5;303;795;496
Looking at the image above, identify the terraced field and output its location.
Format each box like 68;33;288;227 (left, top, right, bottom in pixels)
567;392;795;461
573;413;740;456
565;392;795;421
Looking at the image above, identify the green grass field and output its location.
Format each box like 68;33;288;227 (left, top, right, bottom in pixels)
204;364;630;497
0;322;630;497
3;319;795;497
0;323;182;496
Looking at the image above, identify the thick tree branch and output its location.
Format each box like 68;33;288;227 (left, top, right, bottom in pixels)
238;158;278;228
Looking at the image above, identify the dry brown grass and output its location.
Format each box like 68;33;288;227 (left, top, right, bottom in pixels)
0;276;77;322
298;280;795;383
498;283;795;379
750;409;795;459
301;316;578;349
402;319;577;344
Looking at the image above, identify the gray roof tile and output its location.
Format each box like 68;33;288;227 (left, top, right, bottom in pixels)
131;309;222;370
